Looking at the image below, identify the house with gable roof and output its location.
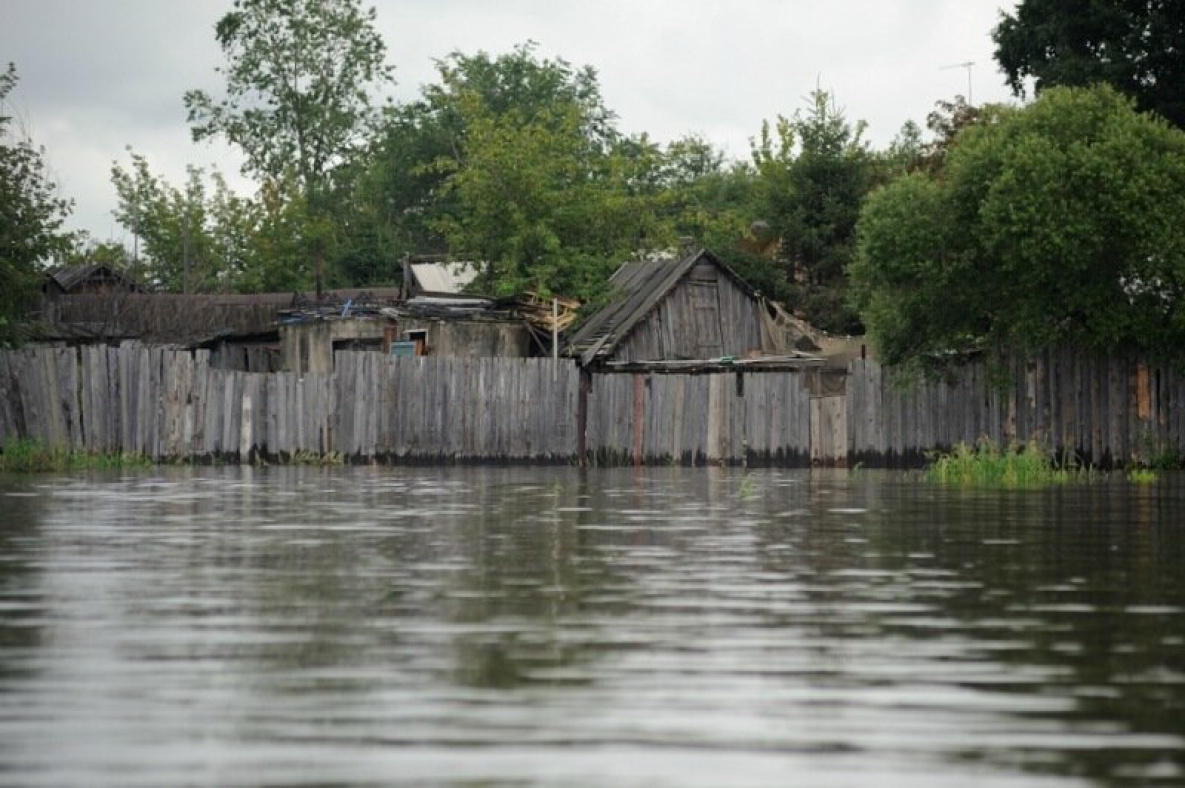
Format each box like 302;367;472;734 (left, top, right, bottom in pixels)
565;248;818;368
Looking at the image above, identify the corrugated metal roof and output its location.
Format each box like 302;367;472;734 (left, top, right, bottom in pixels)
408;262;480;295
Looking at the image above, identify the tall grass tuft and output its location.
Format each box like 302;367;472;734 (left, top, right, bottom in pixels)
0;438;152;473
925;439;1089;488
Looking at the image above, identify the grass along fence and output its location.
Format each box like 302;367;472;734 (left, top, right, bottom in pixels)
846;351;1185;468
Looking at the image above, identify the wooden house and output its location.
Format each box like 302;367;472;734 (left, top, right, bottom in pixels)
565;248;775;367
280;292;534;375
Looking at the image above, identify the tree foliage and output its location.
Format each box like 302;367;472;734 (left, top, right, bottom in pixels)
184;0;394;291
111;151;315;293
1;64;71;343
751;90;871;333
850;85;1185;370
994;0;1185;128
351;44;615;269
355;44;684;302
431;87;673;301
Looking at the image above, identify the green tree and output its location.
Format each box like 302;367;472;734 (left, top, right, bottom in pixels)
648;135;779;298
1;64;71;343
111;151;300;293
752;90;872;333
850;85;1185;371
240;176;318;292
184;0;394;293
112;152;216;292
351;42;614;276
63;233;134;268
434;90;671;301
994;0;1185;128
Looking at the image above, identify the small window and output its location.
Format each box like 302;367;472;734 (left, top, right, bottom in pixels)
405;329;428;356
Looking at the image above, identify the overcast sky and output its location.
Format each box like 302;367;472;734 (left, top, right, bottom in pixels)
2;0;1021;246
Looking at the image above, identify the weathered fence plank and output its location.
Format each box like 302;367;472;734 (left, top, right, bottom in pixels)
2;345;1181;466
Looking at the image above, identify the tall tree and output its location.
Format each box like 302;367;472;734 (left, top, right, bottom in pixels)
112;152;217;292
850;85;1185;371
1;64;71;344
184;0;394;293
994;0;1185;128
433;90;671;302
751;90;871;333
352;43;614;272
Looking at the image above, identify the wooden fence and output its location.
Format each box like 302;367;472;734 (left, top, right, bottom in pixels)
585;371;816;465
0;345;579;463
846;351;1185;467
1;344;1182;466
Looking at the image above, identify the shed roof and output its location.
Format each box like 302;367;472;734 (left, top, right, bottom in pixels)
564;248;761;366
41;288;404;346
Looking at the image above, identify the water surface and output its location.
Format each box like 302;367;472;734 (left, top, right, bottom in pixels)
0;467;1182;786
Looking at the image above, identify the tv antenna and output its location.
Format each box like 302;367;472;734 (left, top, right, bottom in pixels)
941;61;975;105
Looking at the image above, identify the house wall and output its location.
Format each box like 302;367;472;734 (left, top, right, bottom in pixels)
280;319;387;375
282;317;531;373
613;263;765;362
390;318;531;358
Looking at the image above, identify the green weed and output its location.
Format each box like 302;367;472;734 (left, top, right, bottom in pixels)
925;439;1091;488
0;438;151;473
1127;468;1159;484
287;449;344;466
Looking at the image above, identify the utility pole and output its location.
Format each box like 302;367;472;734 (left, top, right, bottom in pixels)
131;193;139;269
941;61;975;105
183;199;192;295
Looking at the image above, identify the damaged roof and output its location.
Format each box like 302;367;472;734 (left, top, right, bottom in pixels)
564;248;761;366
46;263;142;293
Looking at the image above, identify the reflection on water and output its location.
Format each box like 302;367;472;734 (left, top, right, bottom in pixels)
0;467;1182;786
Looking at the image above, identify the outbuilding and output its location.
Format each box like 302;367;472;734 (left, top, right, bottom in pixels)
565;248;794;367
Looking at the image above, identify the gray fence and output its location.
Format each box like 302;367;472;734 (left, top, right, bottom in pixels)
0;345;577;462
846;351;1185;466
2;344;1182;466
586;371;817;465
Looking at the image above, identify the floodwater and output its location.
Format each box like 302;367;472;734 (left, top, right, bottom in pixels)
0;467;1182;787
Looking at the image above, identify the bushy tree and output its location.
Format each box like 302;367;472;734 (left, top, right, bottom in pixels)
355;43;681;301
111;151;314;293
433;90;672;301
63;233;134;268
751;90;871;333
850;85;1185;370
994;0;1185;128
1;64;71;343
351;43;616;272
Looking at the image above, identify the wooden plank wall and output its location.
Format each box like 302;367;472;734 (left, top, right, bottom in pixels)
348;353;579;462
614;270;765;362
2;344;1183;466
